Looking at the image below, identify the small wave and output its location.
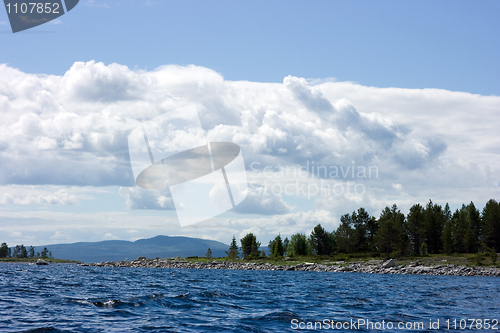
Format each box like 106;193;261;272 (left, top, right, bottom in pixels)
186;279;204;282
81;295;167;309
199;290;232;298
20;327;70;333
58;282;83;288
92;299;122;308
146;283;166;289
256;310;301;323
15;288;36;293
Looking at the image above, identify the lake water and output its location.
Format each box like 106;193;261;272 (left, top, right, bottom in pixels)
1;263;499;332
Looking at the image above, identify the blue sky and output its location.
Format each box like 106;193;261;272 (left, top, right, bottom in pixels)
1;0;499;94
0;0;499;247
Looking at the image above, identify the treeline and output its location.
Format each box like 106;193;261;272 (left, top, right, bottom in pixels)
0;243;52;259
227;199;500;260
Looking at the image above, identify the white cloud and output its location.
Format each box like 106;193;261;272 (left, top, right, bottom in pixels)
103;233;118;240
232;185;292;215
50;231;68;240
0;185;79;205
392;183;403;192
0;207;336;246
0;61;498;226
118;187;175;210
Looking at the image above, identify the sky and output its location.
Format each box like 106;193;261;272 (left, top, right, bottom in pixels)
0;0;499;247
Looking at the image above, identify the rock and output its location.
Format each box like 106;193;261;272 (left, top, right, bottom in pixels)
36;259;49;265
80;257;500;277
381;259;397;268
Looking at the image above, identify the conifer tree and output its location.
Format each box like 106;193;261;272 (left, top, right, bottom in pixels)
226;236;239;259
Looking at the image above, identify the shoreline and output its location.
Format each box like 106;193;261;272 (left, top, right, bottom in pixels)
81;258;500;277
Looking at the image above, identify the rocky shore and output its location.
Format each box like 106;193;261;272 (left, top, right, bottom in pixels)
81;257;500;277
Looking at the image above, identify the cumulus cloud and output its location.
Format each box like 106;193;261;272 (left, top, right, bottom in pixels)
0;185;79;205
0;61;498;222
232;185;292;215
284;75;334;114
50;231;67;240
103;233;119;240
118;187;175;210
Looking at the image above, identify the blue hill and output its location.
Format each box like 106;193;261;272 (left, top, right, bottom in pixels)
36;235;229;263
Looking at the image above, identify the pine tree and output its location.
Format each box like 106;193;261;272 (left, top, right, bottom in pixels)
442;218;454;254
482;199;500;252
269;234;284;257
376;205;405;259
464;202;481;253
226;236;239;260
206;248;213;259
28;246;35;258
0;243;9;258
20;245;28;258
407;204;424;255
352;208;372;252
452;206;468;253
422;200;444;254
310;224;335;255
288;233;308;256
336;214;354;253
240;233;260;258
283;237;289;256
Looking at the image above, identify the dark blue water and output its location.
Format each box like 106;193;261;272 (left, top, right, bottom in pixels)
1;263;499;332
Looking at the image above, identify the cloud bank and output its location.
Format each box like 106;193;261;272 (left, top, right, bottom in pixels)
0;61;499;244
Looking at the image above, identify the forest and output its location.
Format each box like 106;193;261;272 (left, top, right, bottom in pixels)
0;243;52;259
229;199;500;261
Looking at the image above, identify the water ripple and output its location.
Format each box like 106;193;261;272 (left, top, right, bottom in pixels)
1;263;499;332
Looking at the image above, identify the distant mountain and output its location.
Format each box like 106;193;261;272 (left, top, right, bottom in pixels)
36;235;229;263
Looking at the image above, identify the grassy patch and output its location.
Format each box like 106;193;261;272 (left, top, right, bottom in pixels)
180;253;499;268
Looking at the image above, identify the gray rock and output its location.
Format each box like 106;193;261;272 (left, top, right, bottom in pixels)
381;259;397;268
36;259;49;265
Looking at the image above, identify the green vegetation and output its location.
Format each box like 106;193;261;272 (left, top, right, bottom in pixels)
181;251;497;269
240;233;261;259
268;234;285;257
0;243;54;260
223;198;500;267
0;243;78;263
225;236;239;259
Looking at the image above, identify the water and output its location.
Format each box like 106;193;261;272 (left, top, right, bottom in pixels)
1;263;499;332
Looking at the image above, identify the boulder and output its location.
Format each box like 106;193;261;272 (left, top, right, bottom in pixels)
381;259;397;268
36;259;49;265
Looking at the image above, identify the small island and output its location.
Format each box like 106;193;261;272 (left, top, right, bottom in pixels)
0;244;81;264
